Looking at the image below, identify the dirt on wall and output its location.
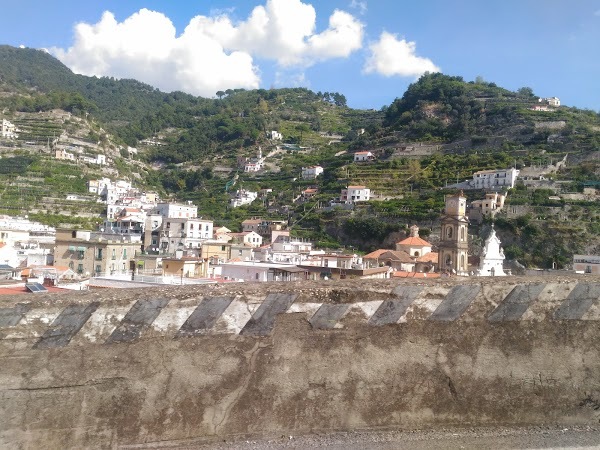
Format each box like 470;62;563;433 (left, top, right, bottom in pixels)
1;276;599;449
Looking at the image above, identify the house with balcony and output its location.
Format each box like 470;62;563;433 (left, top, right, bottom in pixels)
53;229;142;277
469;168;519;190
157;217;214;255
301;165;324;179
341;186;371;203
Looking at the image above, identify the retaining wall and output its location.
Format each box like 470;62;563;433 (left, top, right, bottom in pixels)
1;276;600;449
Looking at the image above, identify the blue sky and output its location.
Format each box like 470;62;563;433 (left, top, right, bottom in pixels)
1;0;599;111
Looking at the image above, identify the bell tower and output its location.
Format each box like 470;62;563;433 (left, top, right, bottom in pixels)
438;191;469;275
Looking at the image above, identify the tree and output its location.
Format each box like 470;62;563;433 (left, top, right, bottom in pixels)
517;86;535;98
216;91;225;99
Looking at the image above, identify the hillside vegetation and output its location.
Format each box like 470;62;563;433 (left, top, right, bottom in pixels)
1;46;600;268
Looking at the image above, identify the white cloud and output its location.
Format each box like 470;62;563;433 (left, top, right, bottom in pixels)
52;9;259;97
363;31;439;77
191;0;364;66
51;1;363;96
350;0;367;15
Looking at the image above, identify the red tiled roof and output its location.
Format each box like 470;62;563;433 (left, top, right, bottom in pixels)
0;285;64;295
417;252;438;263
396;236;432;247
363;249;389;259
363;249;413;263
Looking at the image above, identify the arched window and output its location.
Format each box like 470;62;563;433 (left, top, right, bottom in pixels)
460;254;465;269
447;227;453;238
414;251;420;257
445;255;452;267
461;227;465;241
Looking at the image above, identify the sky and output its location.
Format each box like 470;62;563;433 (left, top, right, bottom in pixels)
1;0;599;111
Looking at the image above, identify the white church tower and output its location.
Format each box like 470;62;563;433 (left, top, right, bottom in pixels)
477;226;507;276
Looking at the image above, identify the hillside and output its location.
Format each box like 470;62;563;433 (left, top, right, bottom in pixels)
1;46;599;269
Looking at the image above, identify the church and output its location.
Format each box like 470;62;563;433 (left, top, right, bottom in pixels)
437;192;470;276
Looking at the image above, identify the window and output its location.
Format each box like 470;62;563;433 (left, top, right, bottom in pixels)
221;245;226;251
96;249;103;260
77;264;83;274
69;261;74;270
95;265;101;274
77;250;85;260
447;227;453;238
166;222;170;229
112;249;116;260
586;265;593;273
123;248;127;259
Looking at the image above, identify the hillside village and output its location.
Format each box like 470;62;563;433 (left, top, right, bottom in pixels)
0;48;599;293
0;149;599;292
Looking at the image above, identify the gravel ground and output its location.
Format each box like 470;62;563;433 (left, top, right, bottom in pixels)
126;426;600;449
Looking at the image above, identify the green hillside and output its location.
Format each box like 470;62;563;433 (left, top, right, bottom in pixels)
1;46;600;268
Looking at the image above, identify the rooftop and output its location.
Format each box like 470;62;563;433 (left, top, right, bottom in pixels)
396;236;432;247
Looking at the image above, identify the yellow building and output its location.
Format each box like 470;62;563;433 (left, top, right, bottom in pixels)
54;229;142;277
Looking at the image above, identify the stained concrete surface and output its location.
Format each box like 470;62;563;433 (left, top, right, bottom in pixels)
1;276;599;449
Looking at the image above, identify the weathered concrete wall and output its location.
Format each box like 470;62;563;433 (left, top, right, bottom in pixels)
1;276;600;449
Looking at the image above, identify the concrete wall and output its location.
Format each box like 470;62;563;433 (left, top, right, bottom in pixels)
1;276;600;449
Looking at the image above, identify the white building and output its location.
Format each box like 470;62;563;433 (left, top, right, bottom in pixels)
341;185;371;203
153;202;197;219
354;151;375;162
470;168;519;190
539;97;560;107
79;154;106;165
229;231;263;248
1;119;18;139
476;227;507;276
158;217;214;254
218;261;306;282
0;215;56;247
230;189;258;208
268;130;282;140
301;165;324;179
